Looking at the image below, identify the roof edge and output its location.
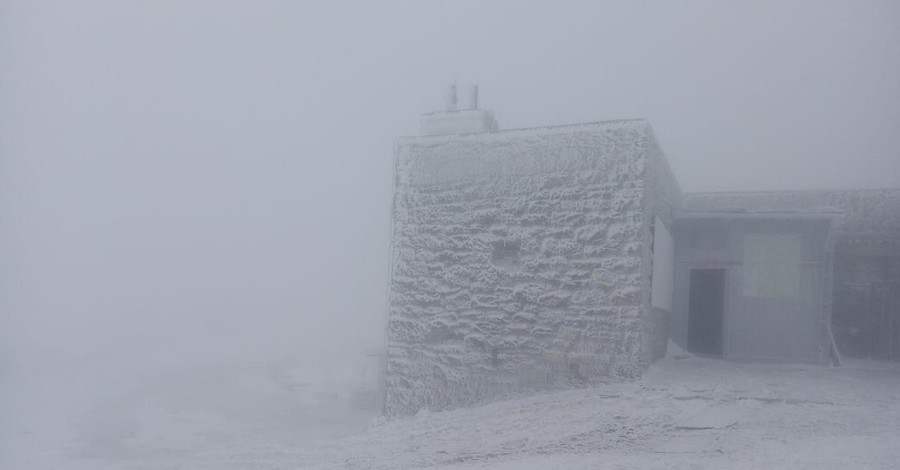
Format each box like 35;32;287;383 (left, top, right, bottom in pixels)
675;209;843;221
396;118;650;142
684;187;900;196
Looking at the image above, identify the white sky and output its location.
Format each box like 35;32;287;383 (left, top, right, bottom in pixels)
1;1;898;371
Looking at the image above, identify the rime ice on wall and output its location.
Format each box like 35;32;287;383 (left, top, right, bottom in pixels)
385;120;677;415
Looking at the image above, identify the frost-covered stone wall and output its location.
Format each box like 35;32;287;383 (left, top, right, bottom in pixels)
385;120;671;415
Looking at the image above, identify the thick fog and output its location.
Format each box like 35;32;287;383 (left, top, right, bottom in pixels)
1;0;899;467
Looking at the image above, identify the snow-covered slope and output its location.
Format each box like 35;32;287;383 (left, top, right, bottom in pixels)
7;353;897;469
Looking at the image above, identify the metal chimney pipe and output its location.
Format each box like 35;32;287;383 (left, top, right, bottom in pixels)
468;85;479;110
444;84;457;111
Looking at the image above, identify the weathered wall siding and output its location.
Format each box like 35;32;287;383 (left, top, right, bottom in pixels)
385;122;652;415
639;131;682;364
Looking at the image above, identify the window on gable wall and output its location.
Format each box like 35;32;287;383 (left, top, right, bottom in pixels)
743;233;802;299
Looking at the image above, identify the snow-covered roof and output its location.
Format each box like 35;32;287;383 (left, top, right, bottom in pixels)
682;188;900;243
675;209;842;221
400;118;649;141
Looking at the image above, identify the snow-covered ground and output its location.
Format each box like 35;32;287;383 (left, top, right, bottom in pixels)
3;350;899;469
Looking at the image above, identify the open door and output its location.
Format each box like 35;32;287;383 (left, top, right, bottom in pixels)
688;268;725;355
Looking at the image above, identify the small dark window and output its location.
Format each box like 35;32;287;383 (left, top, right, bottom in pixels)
491;239;521;270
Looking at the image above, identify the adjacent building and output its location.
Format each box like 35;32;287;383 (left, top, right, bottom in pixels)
681;189;900;361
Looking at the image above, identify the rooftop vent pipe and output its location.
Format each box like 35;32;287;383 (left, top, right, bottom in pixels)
420;84;498;135
444;83;457;111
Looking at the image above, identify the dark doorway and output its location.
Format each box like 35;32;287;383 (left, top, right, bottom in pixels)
688;268;725;355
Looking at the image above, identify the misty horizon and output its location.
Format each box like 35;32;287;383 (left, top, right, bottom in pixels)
1;1;898;468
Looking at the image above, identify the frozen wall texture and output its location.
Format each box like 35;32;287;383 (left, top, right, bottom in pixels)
385;120;678;415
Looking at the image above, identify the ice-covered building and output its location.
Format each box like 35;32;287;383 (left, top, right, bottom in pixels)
383;89;680;415
383;90;900;415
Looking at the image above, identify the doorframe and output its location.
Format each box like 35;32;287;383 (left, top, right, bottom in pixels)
687;265;730;357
